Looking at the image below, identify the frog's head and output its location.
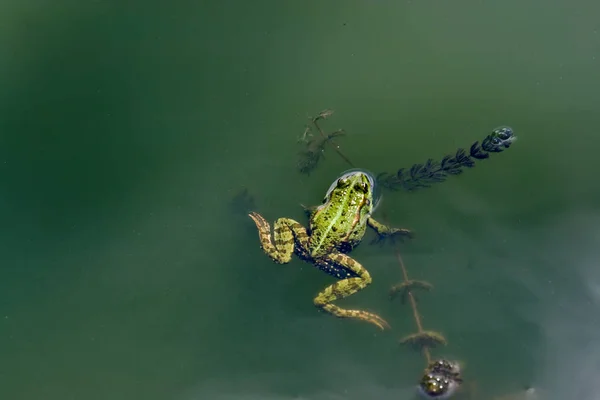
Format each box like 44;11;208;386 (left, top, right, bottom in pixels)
309;169;380;255
321;168;381;216
417;373;459;399
482;126;517;152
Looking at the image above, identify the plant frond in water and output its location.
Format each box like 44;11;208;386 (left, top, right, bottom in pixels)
400;331;448;351
296;109;347;175
377;126;516;192
389;279;433;303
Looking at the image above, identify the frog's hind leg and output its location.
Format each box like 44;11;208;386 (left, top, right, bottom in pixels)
367;217;413;245
313;253;390;330
248;212;309;264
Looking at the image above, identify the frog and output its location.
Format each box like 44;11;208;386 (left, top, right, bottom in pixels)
418;359;463;399
418;372;461;399
248;169;412;330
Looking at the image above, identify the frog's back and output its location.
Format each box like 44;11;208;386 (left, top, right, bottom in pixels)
308;195;367;258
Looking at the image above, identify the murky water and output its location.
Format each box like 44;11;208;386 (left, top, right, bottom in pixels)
1;1;600;399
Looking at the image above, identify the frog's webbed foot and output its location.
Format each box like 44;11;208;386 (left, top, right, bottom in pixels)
367;217;413;246
323;304;390;331
313;253;391;330
248;212;309;264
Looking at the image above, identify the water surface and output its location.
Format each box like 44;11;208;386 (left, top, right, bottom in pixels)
1;1;600;399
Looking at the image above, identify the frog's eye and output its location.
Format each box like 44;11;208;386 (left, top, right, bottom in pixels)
337;178;350;187
354;182;369;193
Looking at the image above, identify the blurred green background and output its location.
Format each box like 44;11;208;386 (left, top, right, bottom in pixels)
1;1;600;399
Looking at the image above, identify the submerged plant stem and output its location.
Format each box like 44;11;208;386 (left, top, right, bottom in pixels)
396;247;430;363
313;118;355;169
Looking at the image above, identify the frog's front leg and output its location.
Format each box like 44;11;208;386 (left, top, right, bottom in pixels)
248;212;309;264
313;253;390;330
299;203;318;220
367;217;413;245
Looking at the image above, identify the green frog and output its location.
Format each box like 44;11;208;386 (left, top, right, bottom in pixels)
248;169;412;330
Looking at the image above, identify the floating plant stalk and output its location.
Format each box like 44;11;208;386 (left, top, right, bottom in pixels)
386;230;445;365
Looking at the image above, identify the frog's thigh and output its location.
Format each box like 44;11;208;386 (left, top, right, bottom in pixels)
314;253;372;303
313;253;390;330
275;218;309;252
272;218;294;254
248;213;296;263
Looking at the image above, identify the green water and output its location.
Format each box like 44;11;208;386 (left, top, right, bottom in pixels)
1;1;600;399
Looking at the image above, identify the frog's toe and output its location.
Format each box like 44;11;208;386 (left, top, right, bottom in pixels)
349;310;391;330
248;212;268;230
395;228;414;239
390;227;413;238
319;304;391;330
370;314;391;330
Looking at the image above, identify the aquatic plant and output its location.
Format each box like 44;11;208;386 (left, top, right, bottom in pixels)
376;126;516;192
296;109;354;175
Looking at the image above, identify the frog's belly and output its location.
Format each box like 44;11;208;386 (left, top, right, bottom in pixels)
313;258;361;280
295;241;361;280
